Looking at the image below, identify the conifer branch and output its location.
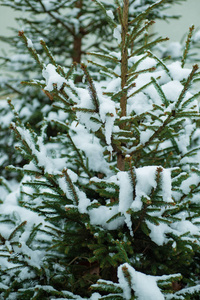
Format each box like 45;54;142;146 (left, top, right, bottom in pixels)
110;82;136;101
129;20;155;44
129;0;167;25
130;37;169;58
129;112;174;157
121;264;132;286
65;62;78;80
128;53;149;74
87;52;119;63
128;80;154;99
80;63;100;113
181;91;200;109
62;169;79;206
127;67;155;84
128;66;155;77
18;31;44;69
181;25;195;68
92;0;117;28
176;64;199;109
5;83;23;96
40;39;57;67
8;221;27;241
151;77;169;106
146;50;173;80
87;60;120;78
23;0;40;12
0;177;12;193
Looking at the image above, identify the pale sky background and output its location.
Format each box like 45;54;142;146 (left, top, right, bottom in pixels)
0;0;199;52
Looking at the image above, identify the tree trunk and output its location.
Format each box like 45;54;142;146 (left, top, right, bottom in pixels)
117;0;129;171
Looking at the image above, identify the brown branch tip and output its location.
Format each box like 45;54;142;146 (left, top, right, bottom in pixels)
18;30;24;37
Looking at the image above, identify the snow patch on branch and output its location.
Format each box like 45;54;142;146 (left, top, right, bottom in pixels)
117;171;133;235
131;166;157;211
114;25;122;44
42;64;66;91
118;263;165;300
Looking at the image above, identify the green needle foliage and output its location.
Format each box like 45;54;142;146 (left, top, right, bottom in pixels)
0;0;187;179
1;0;200;299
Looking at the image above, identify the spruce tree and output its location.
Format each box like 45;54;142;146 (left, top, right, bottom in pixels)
1;0;200;299
0;0;186;179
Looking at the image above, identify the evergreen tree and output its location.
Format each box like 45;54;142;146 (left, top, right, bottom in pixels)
1;0;200;299
0;0;186;179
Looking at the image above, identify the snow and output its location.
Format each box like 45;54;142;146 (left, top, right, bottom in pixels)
140;128;154;144
77;190;91;214
171;219;200;236
180;171;200;194
118;263;165;300
173;284;200;297
99;95;116;146
0;100;15;127
46;109;69;123
42;64;66;92
129;55;156;72
67;169;78;182
118;264;131;299
105;77;121;93
117;172;133;214
0;283;8;290
13;122;72;178
89;204;125;230
107;9;114;20
193;30;200;42
76;87;95;110
70;122;111;175
117;171;133;234
27;38;33;48
161;168;172;203
131;166;157;212
89;293;101;300
58;175;74;202
87;164;174;240
127;92;152;115
113;25;122;43
147;222;170;246
162;80;184;102
168;61;191;81
40;0;57;10
164;42;182;59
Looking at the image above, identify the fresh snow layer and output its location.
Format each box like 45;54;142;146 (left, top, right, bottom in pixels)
118;263;165;300
71;122;111;175
79;165;174;245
